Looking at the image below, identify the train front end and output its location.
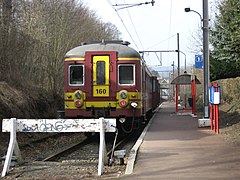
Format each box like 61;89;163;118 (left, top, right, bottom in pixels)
64;41;143;130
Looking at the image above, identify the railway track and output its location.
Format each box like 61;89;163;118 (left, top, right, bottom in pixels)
41;129;142;166
3;122;147;179
42;135;96;162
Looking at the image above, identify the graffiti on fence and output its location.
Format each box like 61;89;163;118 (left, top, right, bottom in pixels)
2;118;116;133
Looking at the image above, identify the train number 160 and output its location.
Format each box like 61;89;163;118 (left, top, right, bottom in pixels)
96;89;107;94
94;87;109;96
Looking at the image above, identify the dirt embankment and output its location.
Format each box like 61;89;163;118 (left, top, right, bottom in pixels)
0;81;63;159
0;81;62;125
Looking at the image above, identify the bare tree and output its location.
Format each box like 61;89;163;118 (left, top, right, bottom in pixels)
0;0;12;81
1;0;120;96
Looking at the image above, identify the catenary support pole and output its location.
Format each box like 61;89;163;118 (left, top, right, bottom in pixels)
177;33;180;77
203;0;210;118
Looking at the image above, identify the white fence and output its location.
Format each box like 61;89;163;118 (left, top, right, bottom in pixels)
1;118;116;177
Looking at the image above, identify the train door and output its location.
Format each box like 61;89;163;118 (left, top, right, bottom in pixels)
92;56;110;97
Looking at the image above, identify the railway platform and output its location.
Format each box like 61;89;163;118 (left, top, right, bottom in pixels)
122;101;240;179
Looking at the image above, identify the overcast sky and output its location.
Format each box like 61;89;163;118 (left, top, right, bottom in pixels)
82;0;215;68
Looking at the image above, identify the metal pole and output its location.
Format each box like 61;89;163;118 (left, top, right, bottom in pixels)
172;61;175;100
203;0;209;118
177;33;180;76
185;55;186;72
172;61;175;79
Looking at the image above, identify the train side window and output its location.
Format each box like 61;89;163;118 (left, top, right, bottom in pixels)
69;65;84;86
153;80;156;92
118;64;135;85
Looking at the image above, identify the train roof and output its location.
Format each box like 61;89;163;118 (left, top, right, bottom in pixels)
65;40;141;58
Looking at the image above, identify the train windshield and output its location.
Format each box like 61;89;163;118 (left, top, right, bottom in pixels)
96;61;105;85
69;65;84;85
118;64;135;85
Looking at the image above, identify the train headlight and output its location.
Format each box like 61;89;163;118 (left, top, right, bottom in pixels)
119;118;126;123
119;99;128;107
120;90;127;99
75;100;82;108
75;91;82;99
131;102;138;109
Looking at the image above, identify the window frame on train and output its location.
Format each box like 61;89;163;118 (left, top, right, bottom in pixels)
68;64;85;86
118;64;135;86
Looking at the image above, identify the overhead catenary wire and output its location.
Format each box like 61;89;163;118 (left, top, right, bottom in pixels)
124;0;145;50
107;0;160;64
154;52;162;66
112;0;155;10
146;34;177;50
168;0;173;50
107;0;140;50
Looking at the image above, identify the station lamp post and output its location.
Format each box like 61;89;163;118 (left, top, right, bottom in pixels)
184;8;202;22
184;0;210;118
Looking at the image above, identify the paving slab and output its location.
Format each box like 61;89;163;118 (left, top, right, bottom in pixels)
121;101;240;180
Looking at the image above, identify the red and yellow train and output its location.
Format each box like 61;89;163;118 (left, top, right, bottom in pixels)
64;40;160;132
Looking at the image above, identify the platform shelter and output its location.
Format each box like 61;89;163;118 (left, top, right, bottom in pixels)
171;72;201;115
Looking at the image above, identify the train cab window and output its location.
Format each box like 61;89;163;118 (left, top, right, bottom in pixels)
118;64;135;85
69;65;84;85
96;61;105;85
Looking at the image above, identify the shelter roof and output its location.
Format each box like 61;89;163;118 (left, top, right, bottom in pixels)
171;73;201;85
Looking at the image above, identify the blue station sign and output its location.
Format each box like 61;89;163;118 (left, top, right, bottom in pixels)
195;54;203;69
